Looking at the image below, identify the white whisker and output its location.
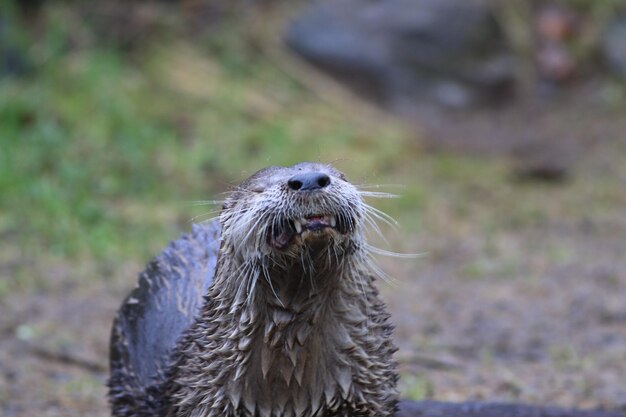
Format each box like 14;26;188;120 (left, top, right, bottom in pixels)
363;212;390;246
187;200;225;207
357;191;399;199
363;203;398;228
365;255;398;287
262;262;284;308
189;211;221;224
364;244;424;259
354;183;405;190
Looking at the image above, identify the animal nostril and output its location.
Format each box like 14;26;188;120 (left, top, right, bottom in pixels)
288;179;303;191
317;175;330;188
287;172;331;191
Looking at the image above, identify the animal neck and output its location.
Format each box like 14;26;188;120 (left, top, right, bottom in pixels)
202;248;375;417
215;240;359;310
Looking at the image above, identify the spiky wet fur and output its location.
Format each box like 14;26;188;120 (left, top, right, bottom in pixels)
110;162;398;417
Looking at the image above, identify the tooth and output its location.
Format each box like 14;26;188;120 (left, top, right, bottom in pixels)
294;221;302;234
330;216;336;227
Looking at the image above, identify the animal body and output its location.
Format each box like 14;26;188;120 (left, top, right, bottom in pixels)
109;162;398;417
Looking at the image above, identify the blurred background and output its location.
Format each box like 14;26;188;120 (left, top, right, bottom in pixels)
1;0;626;416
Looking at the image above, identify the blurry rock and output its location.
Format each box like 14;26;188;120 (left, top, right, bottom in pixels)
285;0;515;110
602;12;626;79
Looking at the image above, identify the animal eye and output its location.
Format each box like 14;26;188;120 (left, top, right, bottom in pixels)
249;184;266;193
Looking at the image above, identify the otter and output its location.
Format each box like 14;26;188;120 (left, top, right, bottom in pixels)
109;162;398;417
109;162;626;417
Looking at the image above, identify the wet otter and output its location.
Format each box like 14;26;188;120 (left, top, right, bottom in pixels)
109;162;398;417
109;162;626;417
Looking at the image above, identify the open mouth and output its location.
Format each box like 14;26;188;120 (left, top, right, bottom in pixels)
269;214;346;249
293;214;336;234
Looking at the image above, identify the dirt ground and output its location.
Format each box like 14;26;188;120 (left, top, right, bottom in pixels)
2;87;626;416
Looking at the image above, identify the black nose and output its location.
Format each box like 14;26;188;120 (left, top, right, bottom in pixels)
288;172;331;191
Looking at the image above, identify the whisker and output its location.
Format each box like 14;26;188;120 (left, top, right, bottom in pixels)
237;206;272;248
363;203;398;228
189;211;221;223
354;183;405;190
246;269;259;305
365;255;398;287
363;212;390;246
357;191;399;199
187;200;225;207
199;216;220;225
262;262;284;308
364;244;424;259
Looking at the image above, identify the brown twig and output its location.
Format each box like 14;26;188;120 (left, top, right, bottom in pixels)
29;344;107;374
395;351;466;371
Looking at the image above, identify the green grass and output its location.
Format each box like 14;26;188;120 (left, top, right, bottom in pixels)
0;50;185;260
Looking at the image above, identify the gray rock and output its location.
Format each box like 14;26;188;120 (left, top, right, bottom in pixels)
285;0;515;109
603;12;626;79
